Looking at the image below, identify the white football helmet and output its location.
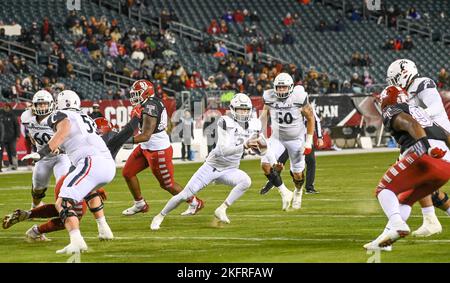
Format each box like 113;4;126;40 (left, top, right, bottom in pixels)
386;59;418;88
230;93;252;123
32;90;55;116
273;72;294;99
57;90;81;111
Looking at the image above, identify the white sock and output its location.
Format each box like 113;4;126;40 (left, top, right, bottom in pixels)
96;216;107;226
421;206;435;216
218;203;228;211
446;208;450;216
277;183;290;194
378;190;403;225
399;204;412;221
134;199;146;208
69;229;82;243
294;187;303;194
225;183;249;206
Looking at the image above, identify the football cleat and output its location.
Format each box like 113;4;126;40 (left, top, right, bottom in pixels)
305;188;319;194
56;240;88;255
363;240;392;251
122;201;149;216
3;209;30;229
25;225;51;242
181;199;205;216
280;189;294;211
378;222;410;247
292;188;303;210
150;213;165;230
412;214;442;237
98;223;114;241
214;206;230;224
260;181;274;195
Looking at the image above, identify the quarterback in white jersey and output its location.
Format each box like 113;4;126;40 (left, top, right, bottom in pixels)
386;59;450;238
21;90;71;208
151;93;264;230
23;90;116;254
260;73;316;211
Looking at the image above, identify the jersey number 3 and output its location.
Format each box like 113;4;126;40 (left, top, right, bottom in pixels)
81;115;96;134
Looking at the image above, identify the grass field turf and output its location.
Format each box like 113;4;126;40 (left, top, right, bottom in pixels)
0;151;449;263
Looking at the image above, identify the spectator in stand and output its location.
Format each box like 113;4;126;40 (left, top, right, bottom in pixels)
67;63;76;79
403;35;414;50
87;37;102;60
283;13;295;26
327;80;339;94
406;7;421;20
382;38;394;50
386;5;402;28
71;20;84;38
179;109;194;161
11;77;25;99
40;17;55;41
350;8;362;22
0;59;5;74
349;52;362;67
305;71;320;94
350;72;364;93
0;104;20;170
437;68;449;90
269;34;283;44
219;20;228;34
236;78;245;93
282;30;295;45
361;52;372;66
113;89;123;100
222;11;234;23
65;10;79;30
363;71;375;88
40;34;53;58
333;17;344;32
341;80;352;93
43;64;58;82
131;47;145;63
185;74;196;89
207;19;221;35
205;75;218;90
89;103;104;119
234;10;245;24
316;20;328;32
0;28;6;40
57;52;68;77
393;37;402;51
250;11;260;22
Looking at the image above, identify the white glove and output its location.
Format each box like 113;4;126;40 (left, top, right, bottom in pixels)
21;152;41;161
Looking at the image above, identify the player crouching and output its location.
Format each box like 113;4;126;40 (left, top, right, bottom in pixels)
151;93;266;230
364;86;450;250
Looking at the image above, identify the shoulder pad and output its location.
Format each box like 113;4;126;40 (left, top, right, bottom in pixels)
48;111;68;129
20;109;33;125
291;85;308;106
415;77;437;94
263;90;276;104
248;118;262;132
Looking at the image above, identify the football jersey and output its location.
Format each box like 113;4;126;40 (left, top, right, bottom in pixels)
206;115;262;171
21;109;54;153
139;97;171;151
48;110;112;165
263;85;308;140
382;103;448;153
406;77;450;132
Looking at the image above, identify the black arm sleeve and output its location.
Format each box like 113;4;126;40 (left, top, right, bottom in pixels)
106;117;140;159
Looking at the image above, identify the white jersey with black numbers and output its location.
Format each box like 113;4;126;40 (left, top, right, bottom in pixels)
406;77;450;133
206;116;262;171
21;109;54;152
47;110;113;165
263;85;308;140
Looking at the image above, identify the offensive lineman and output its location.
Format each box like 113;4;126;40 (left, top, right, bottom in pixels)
22;90;116;254
386;59;450;237
151;93;264;229
259;73;315;211
20;90;71;208
122;80;203;216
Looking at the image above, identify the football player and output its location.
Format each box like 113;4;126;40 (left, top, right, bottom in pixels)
121;80;203;216
3;113;142;242
150;93;264;229
364;86;450;250
259;73;315;210
20;90;116;254
386;59;450;237
20;90;72;208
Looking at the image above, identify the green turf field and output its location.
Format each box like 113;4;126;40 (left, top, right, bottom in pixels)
0;151;449;263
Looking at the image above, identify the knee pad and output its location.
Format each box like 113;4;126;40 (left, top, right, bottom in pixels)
290;171;305;189
239;175;252;189
59;198;78;223
84;192;104;213
31;187;47;200
432;190;449;208
265;168;283;187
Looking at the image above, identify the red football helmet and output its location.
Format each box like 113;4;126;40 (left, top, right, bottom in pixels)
380;85;408;110
129;80;155;106
94;117;113;135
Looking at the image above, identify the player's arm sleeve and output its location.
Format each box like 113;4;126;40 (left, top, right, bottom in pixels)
417;83;446;118
312;107;323;138
107;116;140;153
216;118;244;156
